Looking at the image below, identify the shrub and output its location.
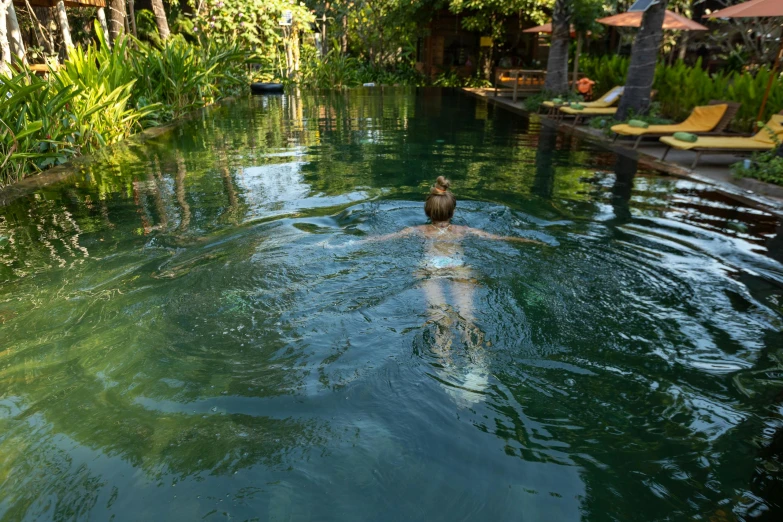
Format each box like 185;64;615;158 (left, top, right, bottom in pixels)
732;123;783;185
580;56;783;132
0;25;248;185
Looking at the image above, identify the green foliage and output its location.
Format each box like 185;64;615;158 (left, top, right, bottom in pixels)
53;28;157;149
733;123;783;185
133;38;247;120
344;0;424;66
580;56;783;132
432;70;463;87
300;46;425;89
0;71;79;184
431;70;490;88
0;27;248;185
733;149;783;185
448;0;548;41
523;90;582;112
300;47;360;89
579;55;629;97
136;9;163;48
191;0;314;51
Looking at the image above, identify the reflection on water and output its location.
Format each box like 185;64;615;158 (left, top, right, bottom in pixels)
1;89;782;521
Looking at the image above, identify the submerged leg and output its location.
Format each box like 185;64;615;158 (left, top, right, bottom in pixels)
448;279;489;405
449;279;476;325
421;278;451;355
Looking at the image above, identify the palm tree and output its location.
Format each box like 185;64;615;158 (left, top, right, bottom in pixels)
615;0;669;120
151;0;171;40
544;0;572;95
108;0;126;41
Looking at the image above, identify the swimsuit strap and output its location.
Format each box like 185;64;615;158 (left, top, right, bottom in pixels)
430;223;451;233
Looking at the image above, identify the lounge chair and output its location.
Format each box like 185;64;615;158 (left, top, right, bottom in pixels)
558;106;619;125
659;113;783;169
611;101;741;149
541;86;624;116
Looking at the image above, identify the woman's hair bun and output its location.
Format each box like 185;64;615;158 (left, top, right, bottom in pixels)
435;176;451;191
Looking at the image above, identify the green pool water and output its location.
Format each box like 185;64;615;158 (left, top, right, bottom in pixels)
1;88;782;521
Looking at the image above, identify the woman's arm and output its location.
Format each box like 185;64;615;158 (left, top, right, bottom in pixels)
466;228;545;245
320;227;421;250
364;226;422;242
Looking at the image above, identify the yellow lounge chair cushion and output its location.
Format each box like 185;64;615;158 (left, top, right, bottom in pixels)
542;86;624;110
559;107;618;116
659;115;783;150
612;104;728;136
659;136;775;151
753;114;783;143
587;86;624;108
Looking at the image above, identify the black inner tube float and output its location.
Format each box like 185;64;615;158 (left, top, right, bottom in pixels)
251;82;284;95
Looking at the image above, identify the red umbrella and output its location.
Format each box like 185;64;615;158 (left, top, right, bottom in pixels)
705;0;783;127
598;10;708;31
706;0;783;18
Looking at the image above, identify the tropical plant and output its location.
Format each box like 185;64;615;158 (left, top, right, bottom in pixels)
0;25;249;185
300;47;360;89
581;56;783;132
52;26;158;147
733;124;783;185
0;70;79;184
580;55;629;96
132;36;247;120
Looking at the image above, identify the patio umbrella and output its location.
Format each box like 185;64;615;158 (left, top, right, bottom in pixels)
704;0;783;127
706;0;783;18
597;10;708;31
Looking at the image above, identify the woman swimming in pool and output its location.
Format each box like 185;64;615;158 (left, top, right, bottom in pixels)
372;176;542;405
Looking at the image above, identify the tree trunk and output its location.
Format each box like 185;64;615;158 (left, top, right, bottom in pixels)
108;0;126;41
97;7;111;48
55;0;73;55
7;2;25;63
615;0;669;120
341;15;347;54
0;0;11;74
572;33;582;91
544;0;570;95
321;2;329;57
285;31;293;77
481;44;493;81
678;31;689;62
31;5;56;56
292;26;300;77
151;0;169;40
127;0;137;38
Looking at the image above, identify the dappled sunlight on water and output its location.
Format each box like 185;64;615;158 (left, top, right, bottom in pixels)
1;89;782;521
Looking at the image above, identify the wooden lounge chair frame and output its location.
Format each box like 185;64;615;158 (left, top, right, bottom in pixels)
660;110;783;169
613;100;741;149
